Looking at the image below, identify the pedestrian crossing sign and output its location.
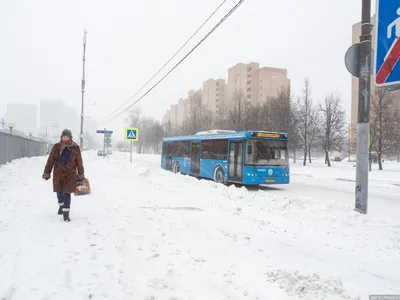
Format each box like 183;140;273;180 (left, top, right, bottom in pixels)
374;0;400;87
125;128;138;142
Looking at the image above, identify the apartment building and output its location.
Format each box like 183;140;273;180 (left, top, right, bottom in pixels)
202;78;227;116
177;98;188;126
162;61;290;129
227;62;259;104
258;67;291;104
227;62;290;104
351;15;400;152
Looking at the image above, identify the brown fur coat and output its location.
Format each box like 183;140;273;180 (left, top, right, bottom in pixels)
43;141;85;193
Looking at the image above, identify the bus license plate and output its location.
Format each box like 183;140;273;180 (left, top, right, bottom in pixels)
266;179;275;183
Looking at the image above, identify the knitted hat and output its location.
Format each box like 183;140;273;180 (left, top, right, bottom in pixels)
61;129;72;138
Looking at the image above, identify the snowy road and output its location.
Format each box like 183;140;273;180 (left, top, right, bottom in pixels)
1;152;399;299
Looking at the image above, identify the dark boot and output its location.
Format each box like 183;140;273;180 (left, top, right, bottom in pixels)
63;211;71;222
58;206;63;215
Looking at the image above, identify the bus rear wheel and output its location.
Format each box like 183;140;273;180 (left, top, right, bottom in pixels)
173;162;181;174
214;166;225;184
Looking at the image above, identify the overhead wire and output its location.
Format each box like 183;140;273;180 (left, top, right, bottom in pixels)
97;0;244;126
96;0;229;125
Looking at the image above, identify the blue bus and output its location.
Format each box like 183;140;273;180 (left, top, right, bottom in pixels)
161;130;289;185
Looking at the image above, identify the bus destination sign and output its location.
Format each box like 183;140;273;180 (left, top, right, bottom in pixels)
253;132;283;138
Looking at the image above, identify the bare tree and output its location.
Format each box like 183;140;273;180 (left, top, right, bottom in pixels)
162;119;174;137
297;78;318;166
267;87;300;162
269;88;291;132
149;122;164;154
289;100;301;163
180;90;213;134
126;107;164;154
370;88;400;170
308;110;321;163
244;102;264;130
126;107;143;152
126;107;141;128
226;89;247;131
318;92;346;167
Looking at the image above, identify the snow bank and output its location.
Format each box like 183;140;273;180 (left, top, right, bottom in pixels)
290;159;400;190
0;152;399;299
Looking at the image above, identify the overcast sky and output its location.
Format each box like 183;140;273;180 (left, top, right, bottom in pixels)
0;0;376;140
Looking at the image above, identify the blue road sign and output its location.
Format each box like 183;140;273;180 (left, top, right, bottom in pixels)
97;130;113;134
374;1;400;87
125;127;138;142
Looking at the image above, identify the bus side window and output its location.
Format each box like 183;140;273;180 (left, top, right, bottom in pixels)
202;140;214;159
182;141;190;157
173;141;182;156
167;143;173;156
247;145;253;155
162;142;167;154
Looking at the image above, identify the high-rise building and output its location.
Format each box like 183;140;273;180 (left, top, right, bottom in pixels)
202;78;227;116
5;103;37;135
40;100;65;140
258;67;291;104
227;62;259;104
170;104;179;127
177;98;188;126
40;100;79;141
162;108;171;125
351;15;400;153
226;62;290;105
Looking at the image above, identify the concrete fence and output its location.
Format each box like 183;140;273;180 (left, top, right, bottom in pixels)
0;132;48;166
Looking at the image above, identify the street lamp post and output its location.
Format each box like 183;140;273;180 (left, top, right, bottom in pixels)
80;29;87;150
8;121;15;134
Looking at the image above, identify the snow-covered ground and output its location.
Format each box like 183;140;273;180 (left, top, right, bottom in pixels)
0;151;399;299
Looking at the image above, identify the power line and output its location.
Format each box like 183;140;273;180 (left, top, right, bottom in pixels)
97;0;244;126
97;0;228;125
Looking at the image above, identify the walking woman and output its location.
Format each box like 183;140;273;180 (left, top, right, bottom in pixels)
42;129;85;222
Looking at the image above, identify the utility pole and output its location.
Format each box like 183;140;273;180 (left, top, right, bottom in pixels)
355;0;373;214
80;29;87;150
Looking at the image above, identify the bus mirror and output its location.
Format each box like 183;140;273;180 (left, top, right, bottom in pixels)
247;145;253;155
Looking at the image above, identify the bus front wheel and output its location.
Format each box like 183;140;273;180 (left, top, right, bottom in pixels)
214;166;225;184
173;162;181;174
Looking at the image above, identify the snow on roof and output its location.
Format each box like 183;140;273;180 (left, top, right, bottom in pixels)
195;130;236;135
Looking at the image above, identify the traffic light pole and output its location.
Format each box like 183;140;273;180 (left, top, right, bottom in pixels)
355;0;373;214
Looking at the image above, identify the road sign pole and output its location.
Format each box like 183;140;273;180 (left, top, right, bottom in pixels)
130;142;133;163
103;128;106;159
355;0;373;214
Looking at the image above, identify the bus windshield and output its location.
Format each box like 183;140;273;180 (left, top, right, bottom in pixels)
245;139;289;166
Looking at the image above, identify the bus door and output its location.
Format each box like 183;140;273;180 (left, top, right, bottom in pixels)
190;142;201;176
228;141;243;182
166;142;173;170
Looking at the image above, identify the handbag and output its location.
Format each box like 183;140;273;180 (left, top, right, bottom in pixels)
74;177;91;196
